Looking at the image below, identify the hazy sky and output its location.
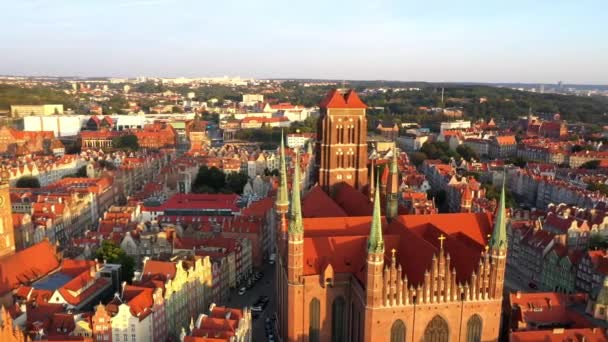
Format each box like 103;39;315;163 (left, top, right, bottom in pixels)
1;0;607;83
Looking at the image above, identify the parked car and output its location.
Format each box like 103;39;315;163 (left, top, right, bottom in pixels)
238;287;246;295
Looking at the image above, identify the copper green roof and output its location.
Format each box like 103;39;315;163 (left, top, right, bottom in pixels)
276;130;289;208
490;179;507;250
368;174;384;254
289;149;303;234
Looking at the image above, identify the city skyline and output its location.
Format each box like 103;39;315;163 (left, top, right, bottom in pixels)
2;0;607;84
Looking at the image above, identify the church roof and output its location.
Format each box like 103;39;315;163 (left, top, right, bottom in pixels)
301;212;493;287
302;185;347;218
319;89;367;109
332;182;373;216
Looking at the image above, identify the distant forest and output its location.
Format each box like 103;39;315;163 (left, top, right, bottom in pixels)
1;82;607;127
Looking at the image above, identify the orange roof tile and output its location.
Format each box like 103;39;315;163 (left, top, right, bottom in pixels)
0;240;59;295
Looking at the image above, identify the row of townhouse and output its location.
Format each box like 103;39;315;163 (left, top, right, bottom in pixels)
10;176;121;248
5;154;87;187
507;210;608;296
509;168;608;209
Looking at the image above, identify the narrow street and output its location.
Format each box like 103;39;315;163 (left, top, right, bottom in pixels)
225;262;277;341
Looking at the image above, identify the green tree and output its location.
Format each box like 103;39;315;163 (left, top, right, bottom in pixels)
580;160;601;170
483;183;516;208
192;166;227;193
587;182;608;195
456;144;478;162
226;172;249;194
16;176;40;188
95;240;135;284
409;152;428;167
589;234;608;250
112;134;139;151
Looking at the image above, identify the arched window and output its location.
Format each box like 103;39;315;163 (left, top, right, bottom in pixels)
332;297;346;342
466;314;482;342
309;298;320;342
424;315;449;342
390;319;406;342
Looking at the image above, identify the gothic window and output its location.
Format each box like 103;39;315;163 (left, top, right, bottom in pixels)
331;296;346;342
309;298;320;342
390;319;406;342
466;314;482;342
423;315;449;342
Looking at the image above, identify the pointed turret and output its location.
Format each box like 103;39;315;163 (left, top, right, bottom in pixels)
368;175;384;254
488;177;508;299
386;148;399;220
289;149;303;234
275;130;289;213
489;180;507;250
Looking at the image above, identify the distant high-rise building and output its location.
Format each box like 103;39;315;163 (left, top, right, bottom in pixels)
557;81;563;91
540;84;545;94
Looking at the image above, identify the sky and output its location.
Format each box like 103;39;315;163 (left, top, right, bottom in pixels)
1;0;607;84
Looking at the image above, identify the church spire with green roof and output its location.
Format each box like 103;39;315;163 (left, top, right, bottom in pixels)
368;174;384;254
289;148;303;234
489;179;508;250
275;130;289;211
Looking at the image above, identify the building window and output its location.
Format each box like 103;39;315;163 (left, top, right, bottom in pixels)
424;315;449;342
332;296;346;342
309;298;320;342
390;319;406;342
466;314;482;342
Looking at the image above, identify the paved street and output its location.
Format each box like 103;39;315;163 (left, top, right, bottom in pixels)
225;262;277;341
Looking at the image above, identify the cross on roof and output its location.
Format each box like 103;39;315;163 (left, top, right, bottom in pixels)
438;234;446;250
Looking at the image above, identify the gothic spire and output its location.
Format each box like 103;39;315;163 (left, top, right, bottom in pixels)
276;130;289;209
289;148;303;234
368;174;384;254
490;179;507;250
390;147;398;174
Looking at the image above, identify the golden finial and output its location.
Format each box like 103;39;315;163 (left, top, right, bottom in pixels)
486;234;491;252
391;248;396;262
438;234;446;250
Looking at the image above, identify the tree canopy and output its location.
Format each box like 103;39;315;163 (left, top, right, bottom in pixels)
15;176;40;188
95;240;135;284
112;134;139;151
580;160;601;170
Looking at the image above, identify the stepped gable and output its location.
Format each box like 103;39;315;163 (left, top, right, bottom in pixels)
302;185;347;218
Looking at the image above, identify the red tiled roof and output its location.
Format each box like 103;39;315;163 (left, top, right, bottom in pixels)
302;185;347;218
510;328;607;342
332;182;373;216
319;89;367;109
0;240;59;295
141;260;176;282
495;135;516;145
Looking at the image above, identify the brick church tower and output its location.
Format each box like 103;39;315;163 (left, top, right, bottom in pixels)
317;89;368;192
0;171;15;258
